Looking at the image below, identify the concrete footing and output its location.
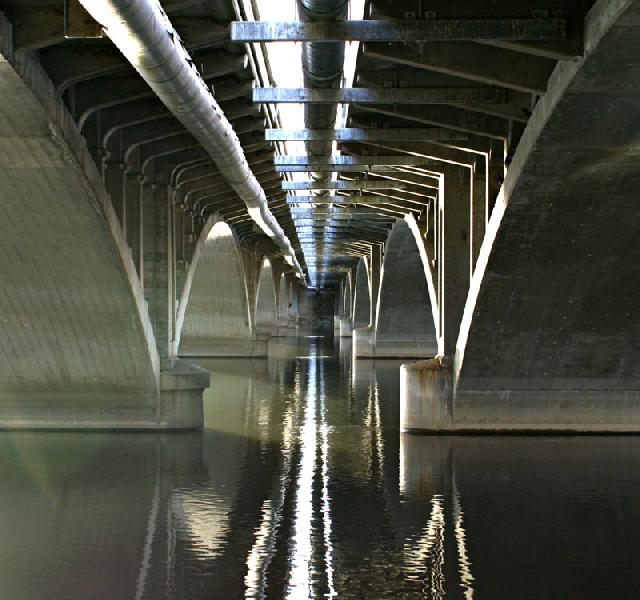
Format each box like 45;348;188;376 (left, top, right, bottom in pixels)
400;356;453;431
0;360;209;431
401;357;640;433
339;318;353;337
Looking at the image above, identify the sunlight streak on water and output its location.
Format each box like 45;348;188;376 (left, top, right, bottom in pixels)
286;345;317;599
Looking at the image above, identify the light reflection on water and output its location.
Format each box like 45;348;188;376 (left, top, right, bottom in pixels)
1;332;640;598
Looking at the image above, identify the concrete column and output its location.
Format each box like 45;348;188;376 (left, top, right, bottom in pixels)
124;170;144;280
150;184;176;360
488;139;505;218
174;191;186;263
183;208;197;260
401;166;471;431
144;158;177;361
440;164;472;356
102;160;126;229
471;155;488;273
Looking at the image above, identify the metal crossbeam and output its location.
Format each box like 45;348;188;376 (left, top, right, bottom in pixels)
276;165;402;173
275;155;440;167
287;195;391;204
231;19;566;43
254;87;505;105
266;127;466;142
283;180;407;191
291;209;391;216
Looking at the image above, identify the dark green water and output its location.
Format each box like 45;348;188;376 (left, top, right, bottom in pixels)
2;334;640;599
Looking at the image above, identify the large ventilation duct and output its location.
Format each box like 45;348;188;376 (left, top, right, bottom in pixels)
297;0;348;181
78;0;305;280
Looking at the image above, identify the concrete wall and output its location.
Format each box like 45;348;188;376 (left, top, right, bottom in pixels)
177;216;253;356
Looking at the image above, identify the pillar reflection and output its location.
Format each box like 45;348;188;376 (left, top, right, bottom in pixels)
399;434;476;598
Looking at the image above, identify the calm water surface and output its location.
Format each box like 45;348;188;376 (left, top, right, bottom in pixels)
2;333;640;599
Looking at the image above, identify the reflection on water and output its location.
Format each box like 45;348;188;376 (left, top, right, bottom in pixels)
2;332;640;598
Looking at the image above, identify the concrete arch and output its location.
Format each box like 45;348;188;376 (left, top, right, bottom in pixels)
337;273;354;337
176;216;252;356
402;0;640;433
357;218;438;358
342;273;353;318
352;258;371;330
255;258;277;339
0;42;205;429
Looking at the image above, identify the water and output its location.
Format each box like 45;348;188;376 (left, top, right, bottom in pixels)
1;333;640;599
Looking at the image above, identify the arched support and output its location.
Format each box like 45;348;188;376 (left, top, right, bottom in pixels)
352;258;371;330
338;272;354;337
354;217;438;358
0;33;206;429
176;216;253;357
254;258;277;355
402;0;640;433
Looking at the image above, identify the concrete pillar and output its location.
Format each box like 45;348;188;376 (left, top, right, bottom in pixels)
149;184;176;360
400;165;471;432
102;160;126;229
440;164;472;356
183;208;197;260
400;356;453;432
488;139;505;218
143;159;177;361
471;155;488;274
124;170;144;280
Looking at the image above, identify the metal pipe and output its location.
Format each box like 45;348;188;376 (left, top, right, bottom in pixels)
297;0;348;176
78;0;305;279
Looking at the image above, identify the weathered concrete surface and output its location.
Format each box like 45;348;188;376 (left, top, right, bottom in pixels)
403;0;640;432
355;219;438;358
0;20;206;429
177;217;253;357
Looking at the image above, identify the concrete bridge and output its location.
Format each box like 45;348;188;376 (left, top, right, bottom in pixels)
0;0;638;431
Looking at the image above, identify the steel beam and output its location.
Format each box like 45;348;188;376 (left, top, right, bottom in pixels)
276;165;402;173
275;155;441;167
287;195;391;204
290;210;392;216
283;181;407;191
266;127;466;142
254;87;505;105
231;19;566;43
